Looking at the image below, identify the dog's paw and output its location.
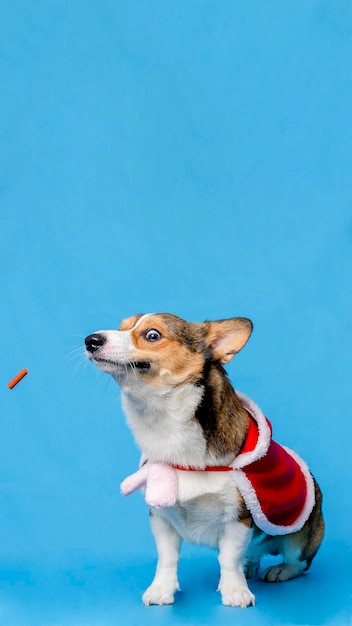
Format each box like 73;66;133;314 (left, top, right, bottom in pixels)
261;562;305;583
142;583;178;606
244;560;260;579
219;584;256;608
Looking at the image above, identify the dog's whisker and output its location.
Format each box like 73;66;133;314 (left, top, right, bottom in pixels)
129;360;137;378
64;347;86;362
72;360;83;379
72;355;90;378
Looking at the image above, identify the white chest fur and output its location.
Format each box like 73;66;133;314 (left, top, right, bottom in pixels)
156;471;240;548
121;382;208;467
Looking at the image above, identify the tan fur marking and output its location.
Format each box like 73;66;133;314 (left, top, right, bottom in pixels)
237;492;253;528
119;314;143;331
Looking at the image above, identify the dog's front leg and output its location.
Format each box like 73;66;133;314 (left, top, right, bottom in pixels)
218;521;256;608
143;512;182;606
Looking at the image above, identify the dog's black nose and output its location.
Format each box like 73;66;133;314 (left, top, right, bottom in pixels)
85;333;106;353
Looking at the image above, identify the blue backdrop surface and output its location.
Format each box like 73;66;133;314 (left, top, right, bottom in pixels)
1;2;352;625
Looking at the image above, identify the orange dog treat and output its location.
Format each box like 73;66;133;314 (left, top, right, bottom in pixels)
7;368;28;389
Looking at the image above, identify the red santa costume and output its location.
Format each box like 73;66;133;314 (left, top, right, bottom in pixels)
230;392;315;535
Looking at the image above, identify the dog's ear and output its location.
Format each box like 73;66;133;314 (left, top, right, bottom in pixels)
203;318;253;364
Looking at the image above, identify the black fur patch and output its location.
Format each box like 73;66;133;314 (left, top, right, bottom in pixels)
194;358;249;457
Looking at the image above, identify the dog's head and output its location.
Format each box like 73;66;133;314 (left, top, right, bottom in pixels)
85;313;252;388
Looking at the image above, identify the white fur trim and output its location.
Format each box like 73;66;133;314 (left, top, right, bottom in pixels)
232;391;272;469
281;446;316;532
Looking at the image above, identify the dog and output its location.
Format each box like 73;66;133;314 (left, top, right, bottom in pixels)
85;313;324;608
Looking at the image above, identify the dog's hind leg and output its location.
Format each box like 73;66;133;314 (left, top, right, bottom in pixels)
262;479;324;583
245;525;278;579
261;534;308;582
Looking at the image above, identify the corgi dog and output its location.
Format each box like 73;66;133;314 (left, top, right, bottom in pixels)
85;313;324;608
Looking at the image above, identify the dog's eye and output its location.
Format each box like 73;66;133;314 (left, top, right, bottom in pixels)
145;329;162;342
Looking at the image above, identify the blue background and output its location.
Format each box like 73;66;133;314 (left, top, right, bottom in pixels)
1;2;352;624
